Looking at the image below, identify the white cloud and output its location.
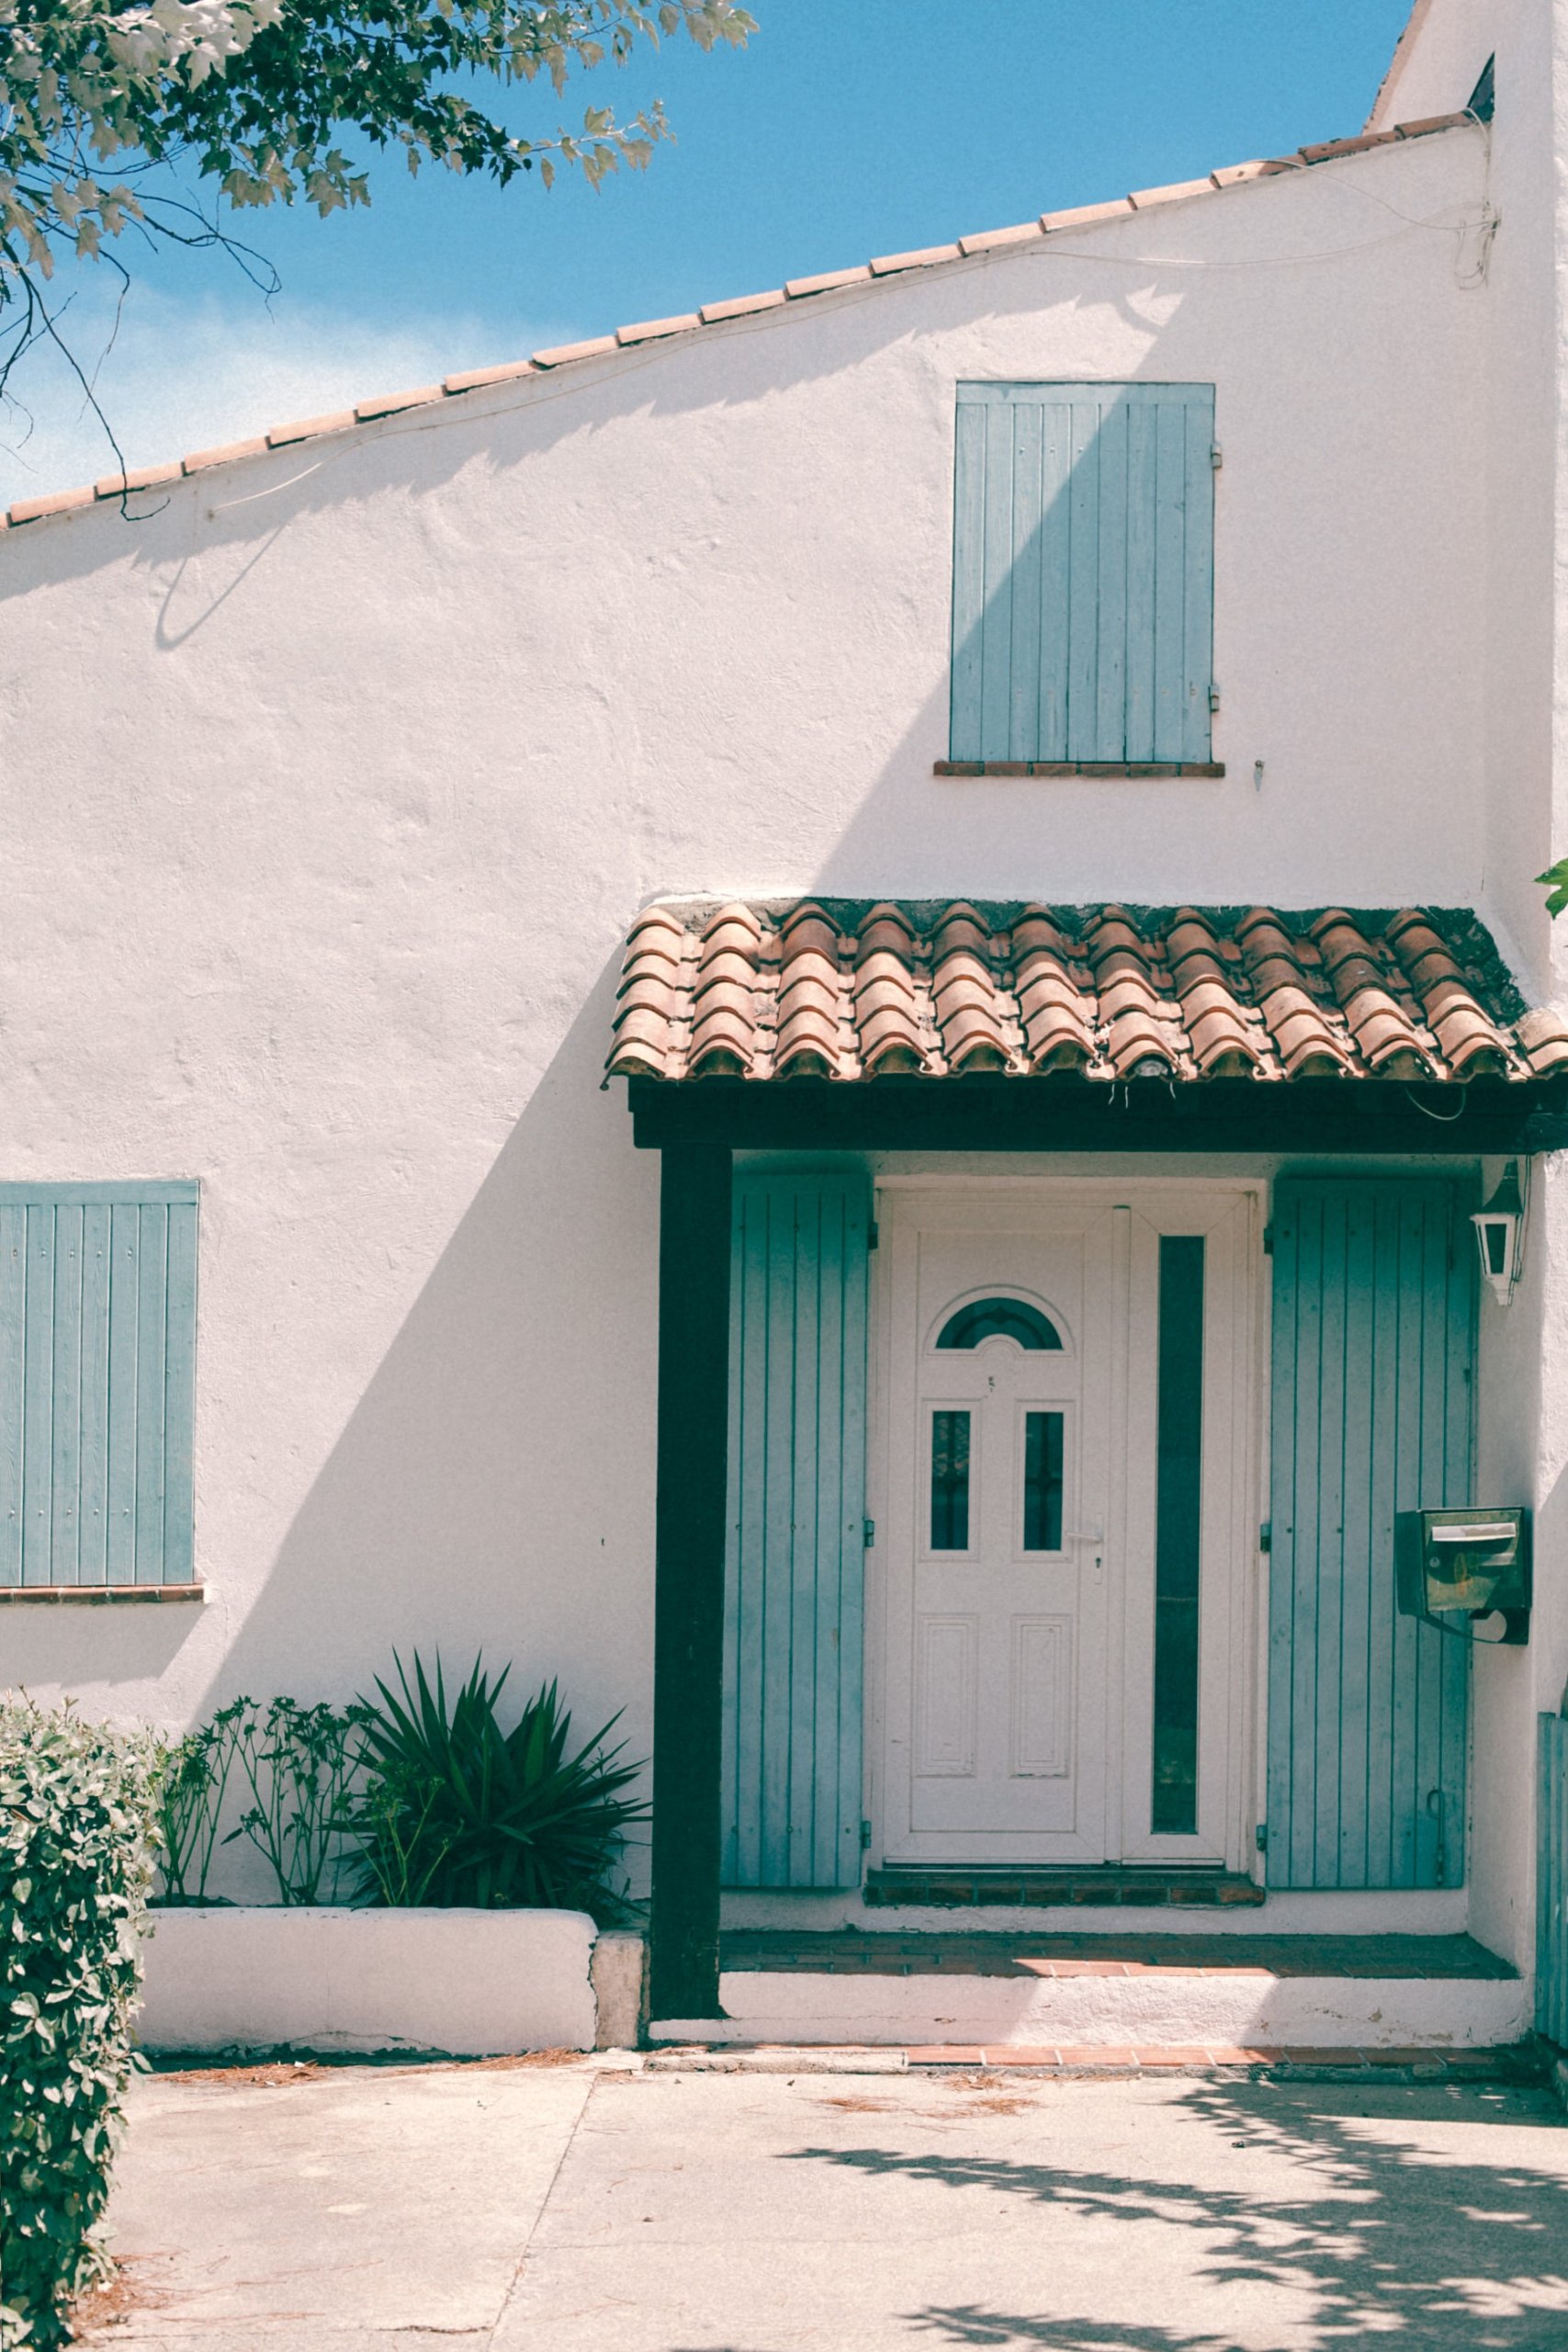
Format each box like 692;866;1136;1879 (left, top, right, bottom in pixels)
0;284;577;505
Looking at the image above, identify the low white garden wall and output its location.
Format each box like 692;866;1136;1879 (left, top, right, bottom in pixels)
136;1906;633;2055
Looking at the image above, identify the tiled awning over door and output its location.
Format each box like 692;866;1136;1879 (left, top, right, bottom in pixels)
606;901;1568;1087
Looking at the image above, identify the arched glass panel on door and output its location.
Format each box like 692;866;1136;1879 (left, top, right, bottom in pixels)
935;1295;1063;1352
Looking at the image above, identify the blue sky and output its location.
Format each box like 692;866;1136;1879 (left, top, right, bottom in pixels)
0;0;1415;502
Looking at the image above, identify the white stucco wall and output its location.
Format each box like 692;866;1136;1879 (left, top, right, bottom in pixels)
0;119;1529;1915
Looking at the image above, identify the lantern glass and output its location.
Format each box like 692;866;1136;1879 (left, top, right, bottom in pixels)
1471;1163;1525;1305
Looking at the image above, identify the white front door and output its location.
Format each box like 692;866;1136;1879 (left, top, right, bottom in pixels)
878;1185;1257;1870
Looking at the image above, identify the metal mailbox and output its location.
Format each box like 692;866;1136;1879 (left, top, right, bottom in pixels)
1394;1506;1531;1644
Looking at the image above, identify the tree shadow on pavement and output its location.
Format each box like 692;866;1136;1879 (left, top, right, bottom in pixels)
785;2080;1568;2351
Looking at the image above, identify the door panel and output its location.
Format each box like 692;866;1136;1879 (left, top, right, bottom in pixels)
880;1185;1258;1871
1266;1178;1472;1890
721;1171;870;1890
884;1200;1109;1862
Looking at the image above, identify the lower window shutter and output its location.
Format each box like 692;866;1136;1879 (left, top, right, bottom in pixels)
0;1184;198;1588
722;1172;870;1889
1267;1178;1472;1889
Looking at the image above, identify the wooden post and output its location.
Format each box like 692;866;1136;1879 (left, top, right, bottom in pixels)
649;1140;732;2022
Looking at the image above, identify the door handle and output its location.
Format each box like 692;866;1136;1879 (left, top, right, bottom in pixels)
1066;1528;1104;1587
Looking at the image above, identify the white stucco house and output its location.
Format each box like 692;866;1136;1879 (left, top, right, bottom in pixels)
7;0;1568;2052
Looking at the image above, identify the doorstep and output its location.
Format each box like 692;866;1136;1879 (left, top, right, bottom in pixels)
717;1930;1517;1978
865;1865;1265;1908
645;2041;1541;2084
650;1929;1528;2052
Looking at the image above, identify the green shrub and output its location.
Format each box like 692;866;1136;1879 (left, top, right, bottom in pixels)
222;1697;367;1905
0;1700;159;2351
339;1655;648;1915
150;1702;246;1905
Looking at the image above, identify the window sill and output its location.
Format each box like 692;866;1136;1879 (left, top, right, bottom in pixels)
0;1582;206;1606
936;760;1225;778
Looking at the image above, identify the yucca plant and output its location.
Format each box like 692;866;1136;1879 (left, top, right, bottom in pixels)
339;1654;648;1915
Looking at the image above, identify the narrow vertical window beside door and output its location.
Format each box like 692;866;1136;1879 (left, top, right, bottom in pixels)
1021;1411;1065;1552
1153;1237;1204;1833
931;1410;971;1551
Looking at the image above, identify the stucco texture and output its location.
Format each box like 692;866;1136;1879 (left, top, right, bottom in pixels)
0;119;1546;1932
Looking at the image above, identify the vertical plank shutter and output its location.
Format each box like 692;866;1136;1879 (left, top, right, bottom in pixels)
1538;1713;1568;2043
951;380;1215;765
1267;1179;1472;1888
723;1172;870;1888
0;1183;198;1587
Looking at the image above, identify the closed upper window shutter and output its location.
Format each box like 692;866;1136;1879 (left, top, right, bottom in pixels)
0;1183;198;1588
1266;1178;1472;1890
722;1172;870;1890
950;381;1215;764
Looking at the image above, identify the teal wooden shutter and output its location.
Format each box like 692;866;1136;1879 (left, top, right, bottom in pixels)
951;380;1215;765
1267;1179;1472;1889
0;1183;198;1588
722;1172;870;1888
1539;1714;1568;2044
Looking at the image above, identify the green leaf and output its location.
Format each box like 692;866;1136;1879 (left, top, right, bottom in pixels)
1538;859;1568;919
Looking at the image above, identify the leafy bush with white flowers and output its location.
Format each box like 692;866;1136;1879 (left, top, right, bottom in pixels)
0;1700;159;2350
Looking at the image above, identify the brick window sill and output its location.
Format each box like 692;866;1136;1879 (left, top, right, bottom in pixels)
936;760;1225;778
0;1582;206;1606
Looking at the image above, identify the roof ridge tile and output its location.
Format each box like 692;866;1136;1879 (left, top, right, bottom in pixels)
1;113;1478;533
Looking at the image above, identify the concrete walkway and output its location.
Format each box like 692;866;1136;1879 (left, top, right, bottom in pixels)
82;2058;1568;2349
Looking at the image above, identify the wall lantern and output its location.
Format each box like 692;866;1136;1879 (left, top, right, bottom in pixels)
1472;1160;1527;1306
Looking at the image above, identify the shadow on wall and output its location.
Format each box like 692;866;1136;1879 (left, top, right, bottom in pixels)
193;953;660;1831
794;2078;1568;2348
6;243;1179;599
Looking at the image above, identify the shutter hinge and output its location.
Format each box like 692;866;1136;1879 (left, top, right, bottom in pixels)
860;1818;874;1850
867;1220;879;1250
1259;1520;1271;1554
1209;682;1222;713
863;1518;875;1548
1211;442;1223;469
1262;1223;1274;1256
1255;1823;1269;1852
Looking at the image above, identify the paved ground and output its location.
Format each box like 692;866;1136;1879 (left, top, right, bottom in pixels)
81;2058;1568;2350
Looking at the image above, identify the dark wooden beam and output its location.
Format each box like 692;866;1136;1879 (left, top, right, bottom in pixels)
649;1140;732;2024
629;1074;1568;1157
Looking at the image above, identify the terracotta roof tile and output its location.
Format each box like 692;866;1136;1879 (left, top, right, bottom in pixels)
616;313;702;345
1042;197;1135;232
700;290;787;323
958;221;1045;256
606;900;1551;1087
94;462;182;497
1;112;1478;535
1300;131;1398;163
869;243;964;276
355;387;441;420
1396;111;1473;138
182;436;268;473
1127;176;1216;210
267;411;357;447
1515;1006;1568;1077
442;360;539;393
6;484;94;524
532;335;618;368
784;266;874;298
